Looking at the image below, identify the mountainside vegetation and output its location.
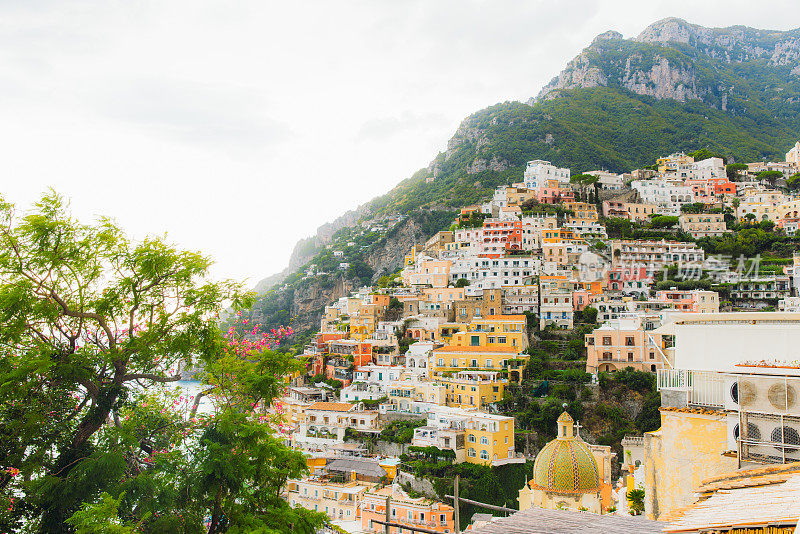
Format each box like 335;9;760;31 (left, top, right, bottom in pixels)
255;18;800;346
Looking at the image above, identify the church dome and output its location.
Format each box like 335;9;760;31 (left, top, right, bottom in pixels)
531;412;600;494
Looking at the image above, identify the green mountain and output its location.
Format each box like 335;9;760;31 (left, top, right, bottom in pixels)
251;18;800;342
369;18;800;215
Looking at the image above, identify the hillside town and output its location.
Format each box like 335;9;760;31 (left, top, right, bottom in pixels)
274;146;800;533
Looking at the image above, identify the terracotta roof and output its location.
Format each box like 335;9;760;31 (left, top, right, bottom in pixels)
468;507;663;534
664;474;800;532
696;461;800;492
659;406;723;416
307;402;354;412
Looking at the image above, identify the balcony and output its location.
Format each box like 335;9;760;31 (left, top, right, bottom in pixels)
657;368;725;408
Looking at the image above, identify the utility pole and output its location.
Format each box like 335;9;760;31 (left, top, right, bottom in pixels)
384;496;391;534
454;474;460;534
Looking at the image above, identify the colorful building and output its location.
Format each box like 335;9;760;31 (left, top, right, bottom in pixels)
361;486;454;534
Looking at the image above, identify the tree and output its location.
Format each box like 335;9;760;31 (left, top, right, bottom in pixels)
455;278;470;288
688;149;727;164
726;163;748;181
757;170;783;187
786;173;800;191
650;215;679;229
627;488;645;515
0;193;325;533
581;306;598;325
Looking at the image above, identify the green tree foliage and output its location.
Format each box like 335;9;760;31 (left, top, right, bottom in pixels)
649;215;679;228
579;306;598;325
347;259;374;286
628;488;645;515
455;278;470;288
379;420;427;444
680;203;703;214
726;163;748;180
697;227;800;259
688;149;727;164
785;173;800;191
66;492;144;534
0;193;325;533
757;170;784;187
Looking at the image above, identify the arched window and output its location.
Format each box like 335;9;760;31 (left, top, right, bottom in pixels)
467;434;476;443
480;450;489;460
467;448;476;457
480;436;489;445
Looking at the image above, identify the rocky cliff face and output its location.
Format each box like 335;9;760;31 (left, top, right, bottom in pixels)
251;214;437;335
534;18;800;106
254;204;374;294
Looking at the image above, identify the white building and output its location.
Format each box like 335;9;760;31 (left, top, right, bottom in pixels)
778;297;800;312
403;341;436;379
340;382;384;403
352;365;406;391
523;160;570;190
631;179;694;215
587;170;624;190
448;256;541;296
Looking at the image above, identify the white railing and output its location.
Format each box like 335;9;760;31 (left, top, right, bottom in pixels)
657;368;690;390
657;368;725;408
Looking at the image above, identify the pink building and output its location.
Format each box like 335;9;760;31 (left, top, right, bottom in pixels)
585;315;666;374
606;266;651;296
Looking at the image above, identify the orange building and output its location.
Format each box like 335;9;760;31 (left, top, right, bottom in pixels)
361;486;454;534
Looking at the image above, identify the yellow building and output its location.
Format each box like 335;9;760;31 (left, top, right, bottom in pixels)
439;371;507;409
643;407;738;521
464;412;517;465
286;477;369;522
350;308;379;341
657;152;694;174
430;315;529;379
404;244;422;267
563;201;599;222
541;227;584;245
387;381;446;413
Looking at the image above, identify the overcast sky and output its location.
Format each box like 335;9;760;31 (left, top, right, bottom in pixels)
1;0;798;285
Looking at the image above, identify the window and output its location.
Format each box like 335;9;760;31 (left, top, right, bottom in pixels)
470;335;480;346
467;448;476;457
602;336;611;346
480;436;489;445
625;336;634;346
480;450;489;460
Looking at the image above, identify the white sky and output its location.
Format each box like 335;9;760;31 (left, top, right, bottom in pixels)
1;0;797;285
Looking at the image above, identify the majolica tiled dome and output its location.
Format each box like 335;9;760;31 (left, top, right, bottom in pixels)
531;412;600;494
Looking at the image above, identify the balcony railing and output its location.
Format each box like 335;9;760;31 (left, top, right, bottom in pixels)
657;368;725;408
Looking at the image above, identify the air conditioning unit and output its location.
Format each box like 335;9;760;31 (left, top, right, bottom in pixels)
736;413;800;464
724;374;800;416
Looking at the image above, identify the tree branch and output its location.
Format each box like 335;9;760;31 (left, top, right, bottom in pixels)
190;386;217;419
122;372;182;383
